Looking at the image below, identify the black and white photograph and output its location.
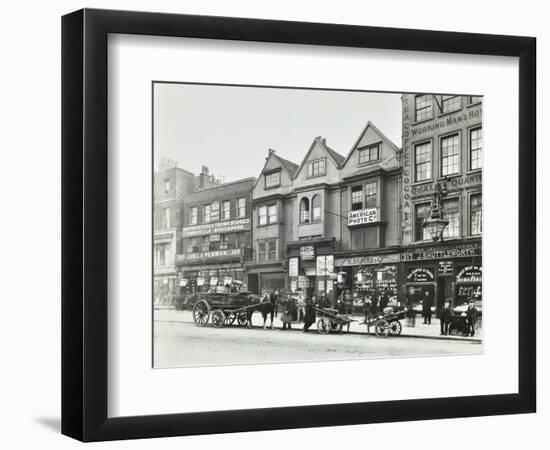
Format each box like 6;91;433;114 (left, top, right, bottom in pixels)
153;83;483;368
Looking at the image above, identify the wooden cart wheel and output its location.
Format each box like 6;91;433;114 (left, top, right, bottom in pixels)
375;319;390;337
237;312;249;327
389;320;402;336
224;314;236;326
211;310;225;328
192;300;210;327
317;318;331;334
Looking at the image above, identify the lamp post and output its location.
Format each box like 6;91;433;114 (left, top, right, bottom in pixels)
423;179;449;242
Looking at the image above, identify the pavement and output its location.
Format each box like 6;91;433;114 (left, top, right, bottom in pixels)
154;307;482;342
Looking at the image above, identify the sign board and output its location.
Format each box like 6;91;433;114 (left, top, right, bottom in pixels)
316;255;334;276
456;266;482;282
438;260;453;276
401;242;481;261
179;248;241;262
209;234;221;242
288;257;299;277
406;267;435;282
348;208;377;226
210;277;218;286
290;280;297;292
182;218;251;238
223;276;233;286
300;245;315;260
197;277;205;286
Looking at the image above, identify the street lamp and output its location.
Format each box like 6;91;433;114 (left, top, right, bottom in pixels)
423;179;449;242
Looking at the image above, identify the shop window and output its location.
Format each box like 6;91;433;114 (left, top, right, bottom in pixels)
414;202;431;241
351;186;363;210
358;144;379;164
264;171;280;188
442;198;460;239
203;204;211;223
311;195;321;221
190;206;198;225
300;197;310;223
414;141;432;182
415;95;432;121
237;198;246;218
470;194;482;235
163;207;171;229
365;181;377;208
441;133;460;176
470;127;483;171
307;158;326;178
441;95;462;113
210;201;220;222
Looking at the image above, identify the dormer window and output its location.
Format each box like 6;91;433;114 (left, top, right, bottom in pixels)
264;171;280;189
307;158;326;178
358;144;379;165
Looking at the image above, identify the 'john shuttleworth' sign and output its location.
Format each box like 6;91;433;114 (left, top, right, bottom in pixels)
347;208;377;226
178;248;241;262
401;242;481;262
182;218;250;238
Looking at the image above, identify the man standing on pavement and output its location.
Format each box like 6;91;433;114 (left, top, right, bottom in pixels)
296;292;306;323
465;299;478;336
439;300;452;335
422;290;433;324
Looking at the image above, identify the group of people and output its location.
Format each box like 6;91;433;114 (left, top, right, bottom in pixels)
438;299;479;337
261;290;333;332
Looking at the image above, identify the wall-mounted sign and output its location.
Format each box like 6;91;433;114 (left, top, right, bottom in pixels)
438;260;453;276
316;255;334;276
406;267;435;282
182;218;251;238
178;248;241;262
348;208;377;226
401;242;481;261
290;280;297;292
456;266;482;282
288;257;299;277
209;234;221;242
300;245;315;260
223;276;233;286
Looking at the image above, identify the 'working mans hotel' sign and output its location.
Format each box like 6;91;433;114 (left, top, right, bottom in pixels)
348;208;377;226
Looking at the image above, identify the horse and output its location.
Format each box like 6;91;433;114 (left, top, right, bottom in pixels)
246;300;277;329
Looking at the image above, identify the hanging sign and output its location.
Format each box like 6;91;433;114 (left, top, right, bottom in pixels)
348;208;377;226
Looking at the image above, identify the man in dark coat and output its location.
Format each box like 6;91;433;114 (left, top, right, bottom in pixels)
465;299;478;336
422;291;433;324
379;289;390;312
439;300;453;335
281;297;296;330
302;298;316;332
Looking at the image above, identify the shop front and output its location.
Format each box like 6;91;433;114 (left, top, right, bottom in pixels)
400;240;482;310
175;250;248;295
287;238;336;301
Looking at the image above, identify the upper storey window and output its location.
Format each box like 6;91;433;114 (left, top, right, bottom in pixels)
358;144;379;164
307;158;326;178
415;95;432;121
264;171;280;189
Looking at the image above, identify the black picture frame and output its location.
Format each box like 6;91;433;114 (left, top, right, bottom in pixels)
62;8;536;442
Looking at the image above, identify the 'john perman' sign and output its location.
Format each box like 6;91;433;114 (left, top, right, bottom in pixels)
348;208;377;226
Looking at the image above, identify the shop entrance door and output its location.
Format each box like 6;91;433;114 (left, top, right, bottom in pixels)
436;276;453;311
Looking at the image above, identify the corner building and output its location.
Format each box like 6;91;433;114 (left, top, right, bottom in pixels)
400;94;483;309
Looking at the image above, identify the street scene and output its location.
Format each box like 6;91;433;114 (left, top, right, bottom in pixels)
153;83;483;368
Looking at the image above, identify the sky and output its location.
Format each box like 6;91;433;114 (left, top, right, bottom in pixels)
153;83;402;182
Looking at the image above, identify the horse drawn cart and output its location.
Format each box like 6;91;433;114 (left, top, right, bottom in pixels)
192;291;263;328
362;305;409;337
314;306;356;334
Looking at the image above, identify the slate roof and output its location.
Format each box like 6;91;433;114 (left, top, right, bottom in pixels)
273;153;299;178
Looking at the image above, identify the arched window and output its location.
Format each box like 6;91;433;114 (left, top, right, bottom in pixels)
311;195;321;222
299;197;310;223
